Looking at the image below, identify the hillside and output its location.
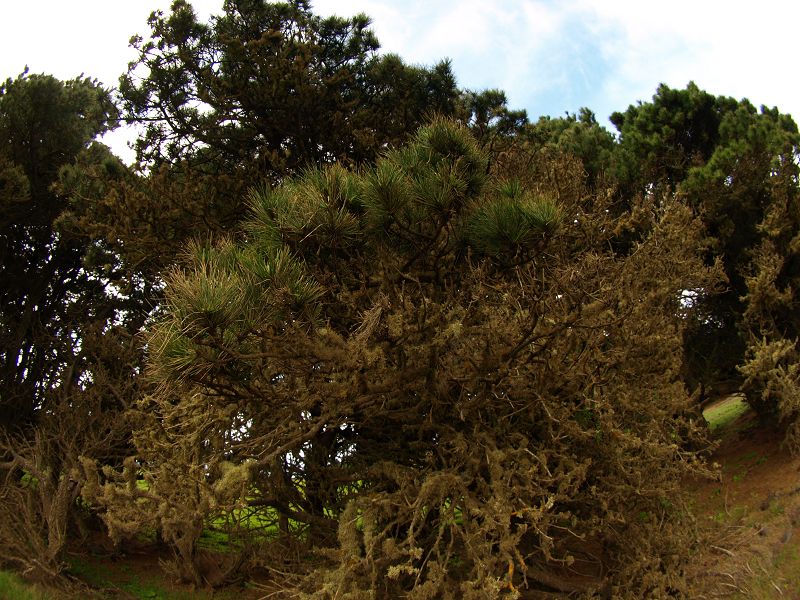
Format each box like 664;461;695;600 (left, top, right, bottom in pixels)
690;397;800;598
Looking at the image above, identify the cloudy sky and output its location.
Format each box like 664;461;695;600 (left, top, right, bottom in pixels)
2;1;798;163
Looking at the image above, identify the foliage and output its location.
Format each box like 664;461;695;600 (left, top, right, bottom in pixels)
737;150;800;449
0;70;118;428
612;83;800;415
524;108;615;187
610;82;739;193
88;119;722;596
7;3;800;592
458;88;528;151
681;100;799;392
121;0;458;172
60;0;464;284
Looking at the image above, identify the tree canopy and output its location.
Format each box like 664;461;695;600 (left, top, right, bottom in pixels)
0;70;118;427
608;83;800;404
63;0;464;280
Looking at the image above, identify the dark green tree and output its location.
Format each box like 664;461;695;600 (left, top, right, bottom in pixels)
126;0;396;170
120;0;460;172
681;102;799;395
459;88;527;145
610;82;739;194
524;108;615;186
0;70;118;428
611;83;800;399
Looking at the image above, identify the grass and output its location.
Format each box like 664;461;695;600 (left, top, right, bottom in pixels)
67;555;240;600
732;544;800;599
0;570;48;600
694;393;800;597
704;394;750;432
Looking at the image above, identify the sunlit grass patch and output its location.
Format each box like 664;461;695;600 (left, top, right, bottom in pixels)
201;504;295;551
704;395;750;432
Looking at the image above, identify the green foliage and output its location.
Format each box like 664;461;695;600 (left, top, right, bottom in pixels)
611;82;739;191
246;164;364;260
459;88;528;144
121;0;459;177
611;82;800;412
60;0;464;286
0;73;143;584
524;108;615;186
0;70;119;427
463;188;562;257
361;118;489;254
733;147;800;447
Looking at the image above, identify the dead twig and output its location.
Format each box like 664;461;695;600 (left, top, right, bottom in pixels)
710;544;735;557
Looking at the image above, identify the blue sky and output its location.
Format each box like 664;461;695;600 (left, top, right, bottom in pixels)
2;1;798;163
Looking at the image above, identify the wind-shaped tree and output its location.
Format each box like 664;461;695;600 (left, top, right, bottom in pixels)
88;120;718;596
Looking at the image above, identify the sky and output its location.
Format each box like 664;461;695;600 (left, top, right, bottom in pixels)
2;1;798;164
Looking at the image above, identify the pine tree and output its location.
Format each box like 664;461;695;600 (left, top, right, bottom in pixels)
86;120;720;596
611;83;800;402
0;70;118;427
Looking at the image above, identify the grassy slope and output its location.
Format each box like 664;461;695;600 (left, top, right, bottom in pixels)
693;396;800;598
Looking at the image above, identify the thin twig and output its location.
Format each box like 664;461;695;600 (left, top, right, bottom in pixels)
710;544;735;557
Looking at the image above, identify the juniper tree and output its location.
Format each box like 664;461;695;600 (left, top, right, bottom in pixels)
84;120;720;596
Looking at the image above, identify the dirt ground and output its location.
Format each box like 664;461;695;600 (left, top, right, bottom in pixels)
689;404;800;599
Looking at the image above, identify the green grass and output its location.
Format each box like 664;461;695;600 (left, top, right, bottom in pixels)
704;395;750;432
67;555;232;600
0;570;48;600
201;504;290;551
712;504;748;523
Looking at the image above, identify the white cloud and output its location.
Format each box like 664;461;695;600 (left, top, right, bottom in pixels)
2;0;798;163
574;0;800;121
